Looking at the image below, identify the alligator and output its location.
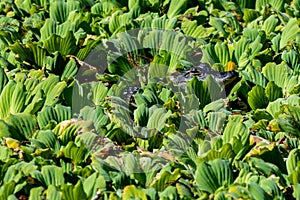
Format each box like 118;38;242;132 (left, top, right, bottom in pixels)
122;63;238;100
69;55;238;100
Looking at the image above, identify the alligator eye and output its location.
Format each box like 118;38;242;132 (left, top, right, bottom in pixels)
219;72;228;78
222;71;239;85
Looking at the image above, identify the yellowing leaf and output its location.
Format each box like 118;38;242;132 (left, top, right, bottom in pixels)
5;138;20;149
226;61;237;71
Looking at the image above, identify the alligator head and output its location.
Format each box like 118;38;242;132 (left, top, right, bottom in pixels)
169;63;238;88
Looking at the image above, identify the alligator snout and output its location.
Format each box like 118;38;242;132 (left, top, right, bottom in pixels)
169;64;238;87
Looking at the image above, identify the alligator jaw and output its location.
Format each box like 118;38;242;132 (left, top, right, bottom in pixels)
169;65;238;88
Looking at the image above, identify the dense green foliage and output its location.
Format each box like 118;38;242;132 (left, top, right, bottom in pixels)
0;0;300;199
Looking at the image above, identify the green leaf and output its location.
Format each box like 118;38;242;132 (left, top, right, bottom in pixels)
122;185;147;200
0;120;12;138
199;143;236;162
41;165;65;187
159;186;177;199
72;180;87;200
195;159;233;194
0;81;16;119
243;66;267;87
259;177;284;199
214;42;230;66
24;90;45;115
158;88;172;103
40;19;56;41
71;81;94;114
108;55;133;76
29;43;47;68
44;32;78;56
46;185;62;200
91;1;121;17
248;156;285;182
243;9;259;23
83;173;106;198
10;82;26;114
282;49;300;72
262;62;290;89
207;112;226;134
9;42;33;64
276;118;300;136
0;181;15;200
61;58;78;80
270;0;284;10
37;106;57;129
49;0;80;23
44;81;67;106
147;106;171;131
176;183;192;199
0;146;12;161
181;19;214;39
262;15;278;35
92;82;108;106
167;0;188;18
188;75;222;109
265;81;282;102
134;103;149;127
248;182;272;200
10;42;48;68
209;17;227;37
285;105;300;128
280;18;299;49
34;130;60;151
4;113;37;139
234;37;250;65
203;99;226;113
150;168;182;191
286;148;300;176
29;187;44;200
271;34;281;53
249;35;263;60
62;142;88;165
0;67;8;94
148;62;169;80
248;85;268;110
293;184;300;199
223;115;250;146
79;106;108;132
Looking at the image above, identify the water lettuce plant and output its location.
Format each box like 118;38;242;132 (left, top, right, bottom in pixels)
0;0;299;199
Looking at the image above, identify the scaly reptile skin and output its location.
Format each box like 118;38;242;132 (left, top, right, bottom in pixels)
169;63;237;87
122;63;238;100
